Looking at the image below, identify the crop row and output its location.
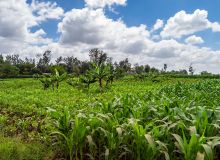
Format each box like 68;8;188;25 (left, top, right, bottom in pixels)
46;80;220;160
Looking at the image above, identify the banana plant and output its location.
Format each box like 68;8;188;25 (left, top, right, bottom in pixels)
51;69;67;90
36;69;67;90
67;74;96;90
39;75;52;90
90;63;111;92
105;64;115;87
79;73;97;90
67;78;86;90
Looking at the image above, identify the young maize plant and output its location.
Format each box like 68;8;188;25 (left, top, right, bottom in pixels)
43;79;220;160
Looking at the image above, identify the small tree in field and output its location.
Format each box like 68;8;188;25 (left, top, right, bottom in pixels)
67;49;114;92
36;69;67;90
90;63;110;91
80;72;97;89
189;63;195;75
51;69;67;90
105;63;115;87
163;64;167;72
37;50;52;73
38;76;49;90
89;48;112;91
144;64;151;73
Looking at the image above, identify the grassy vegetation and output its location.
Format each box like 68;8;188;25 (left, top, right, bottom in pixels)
0;77;220;159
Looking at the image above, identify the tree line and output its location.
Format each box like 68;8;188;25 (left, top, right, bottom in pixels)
0;48;215;78
0;48;154;78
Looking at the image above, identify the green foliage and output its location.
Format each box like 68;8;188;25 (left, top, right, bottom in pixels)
79;73;97;89
50;65;66;75
51;69;67;90
37;69;67;90
67;62;114;92
90;63;111;91
0;63;19;78
1;78;220;159
0;135;49;160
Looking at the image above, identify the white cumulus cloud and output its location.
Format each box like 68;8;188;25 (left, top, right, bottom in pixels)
152;19;164;32
58;8;150;54
85;0;126;8
31;0;64;21
56;7;220;73
185;35;204;45
161;9;220;39
0;0;63;44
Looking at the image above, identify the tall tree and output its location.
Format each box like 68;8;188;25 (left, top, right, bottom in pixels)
134;63;144;74
150;67;159;73
63;56;80;73
89;48;108;67
189;63;195;75
179;69;188;75
5;54;22;65
55;56;63;65
163;64;167;72
0;55;4;64
119;58;131;73
144;64;150;73
37;50;52;73
89;48;112;91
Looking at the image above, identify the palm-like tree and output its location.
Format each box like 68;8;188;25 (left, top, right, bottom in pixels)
39;76;52;90
91;63;110;91
51;69;67;90
79;73;97;89
37;69;67;90
105;64;115;87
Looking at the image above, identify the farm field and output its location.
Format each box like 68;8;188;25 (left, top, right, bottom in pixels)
2;0;220;159
0;77;220;160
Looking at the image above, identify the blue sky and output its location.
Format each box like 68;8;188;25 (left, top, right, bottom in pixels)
1;0;220;73
28;0;220;49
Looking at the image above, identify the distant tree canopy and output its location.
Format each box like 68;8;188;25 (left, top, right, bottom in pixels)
89;48;108;67
200;71;212;76
0;48;214;78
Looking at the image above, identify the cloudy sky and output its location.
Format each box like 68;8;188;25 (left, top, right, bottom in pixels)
1;0;220;73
